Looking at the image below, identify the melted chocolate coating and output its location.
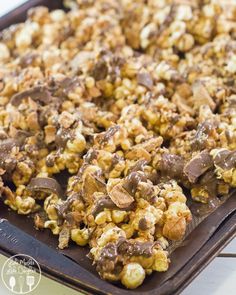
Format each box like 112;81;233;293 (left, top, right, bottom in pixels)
92;59;108;81
160;153;184;180
91;197;135;217
213;149;236;170
11;86;52;106
184;150;213;183
55;128;72;149
191;120;218;150
28;177;63;198
123;171;147;196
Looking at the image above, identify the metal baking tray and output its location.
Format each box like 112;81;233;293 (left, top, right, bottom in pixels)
0;1;235;294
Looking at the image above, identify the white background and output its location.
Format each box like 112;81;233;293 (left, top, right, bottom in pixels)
0;1;235;295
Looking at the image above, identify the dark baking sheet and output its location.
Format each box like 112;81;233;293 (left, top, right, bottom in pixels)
0;196;235;295
0;1;235;294
0;0;64;31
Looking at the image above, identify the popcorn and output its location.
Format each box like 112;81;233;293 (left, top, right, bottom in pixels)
0;0;236;289
71;228;89;246
121;263;145;289
0;43;10;61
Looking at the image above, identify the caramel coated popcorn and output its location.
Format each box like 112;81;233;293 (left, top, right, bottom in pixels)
0;0;236;289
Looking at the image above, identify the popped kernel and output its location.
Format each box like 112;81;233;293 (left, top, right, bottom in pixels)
121;263;145;289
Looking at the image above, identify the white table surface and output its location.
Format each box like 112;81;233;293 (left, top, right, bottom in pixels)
0;1;235;295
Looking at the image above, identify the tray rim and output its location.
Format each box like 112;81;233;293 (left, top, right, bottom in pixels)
0;211;235;295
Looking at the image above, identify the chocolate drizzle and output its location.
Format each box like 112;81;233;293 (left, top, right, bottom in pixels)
91;196;135;217
11;86;52;106
52;77;80;97
128;159;147;174
83;149;98;164
123;171;147;196
55;193;79;225
118;239;154;257
91;197;117;217
55;128;72;149
98;125;120;144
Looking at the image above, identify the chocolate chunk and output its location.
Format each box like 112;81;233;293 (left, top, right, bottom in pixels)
10;86;52;106
199;170;218;197
64;211;83;226
82;172;106;203
0;138;20;176
131;242;154;257
123;171;147;196
28;177;63;198
213;149;236;170
108;182;135;209
92;60;108;81
192;120;218;150
118;240;154;257
137;72;153;90
160;153;184;180
138;218;148;231
184;150;213;183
